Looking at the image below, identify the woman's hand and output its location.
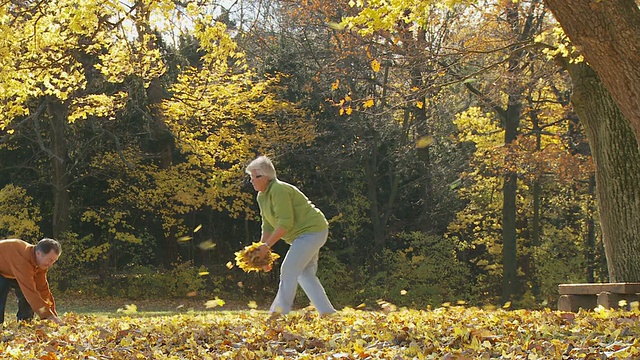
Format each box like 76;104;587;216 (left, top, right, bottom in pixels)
258;244;273;272
47;314;65;325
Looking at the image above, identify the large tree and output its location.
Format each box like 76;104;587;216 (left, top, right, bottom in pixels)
544;0;640;282
543;1;640;149
562;61;640;282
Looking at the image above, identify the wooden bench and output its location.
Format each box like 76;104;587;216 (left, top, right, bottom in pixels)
557;283;640;312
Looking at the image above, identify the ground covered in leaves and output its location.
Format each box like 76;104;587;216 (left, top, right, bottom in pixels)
1;304;639;359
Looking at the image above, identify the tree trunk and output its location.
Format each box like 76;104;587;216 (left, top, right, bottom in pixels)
363;143;385;249
48;101;71;238
585;175;597;283
566;61;640;282
501;102;520;302
544;0;640;149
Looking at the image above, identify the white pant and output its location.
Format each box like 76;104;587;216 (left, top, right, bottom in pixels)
269;229;336;315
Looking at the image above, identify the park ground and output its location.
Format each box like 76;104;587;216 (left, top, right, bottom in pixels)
2;294;640;359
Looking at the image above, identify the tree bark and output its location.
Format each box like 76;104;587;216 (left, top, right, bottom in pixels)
47;101;71;238
544;0;640;149
565;61;640;282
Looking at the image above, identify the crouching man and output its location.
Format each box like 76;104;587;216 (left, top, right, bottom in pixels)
0;238;63;325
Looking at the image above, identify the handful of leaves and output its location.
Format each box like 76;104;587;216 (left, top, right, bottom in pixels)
234;242;280;272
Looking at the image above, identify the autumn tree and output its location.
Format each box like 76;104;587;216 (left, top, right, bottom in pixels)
343;0;600;303
0;0;162;237
233;0;471;259
0;0;315;274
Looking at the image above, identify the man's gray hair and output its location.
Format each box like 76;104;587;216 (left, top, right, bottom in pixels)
36;238;62;255
245;156;277;180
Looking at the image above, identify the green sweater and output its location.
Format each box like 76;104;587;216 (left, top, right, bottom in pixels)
257;179;328;244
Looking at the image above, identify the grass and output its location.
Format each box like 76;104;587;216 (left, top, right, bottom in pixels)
3;292;248;319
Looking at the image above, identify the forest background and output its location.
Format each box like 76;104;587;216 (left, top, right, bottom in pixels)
0;0;619;310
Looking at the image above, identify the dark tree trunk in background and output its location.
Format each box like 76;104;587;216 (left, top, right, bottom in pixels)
501;104;520;303
566;61;640;282
48;101;71;238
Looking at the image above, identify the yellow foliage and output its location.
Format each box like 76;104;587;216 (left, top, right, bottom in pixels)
234;242;280;273
363;99;375;109
0;184;42;239
370;59;381;72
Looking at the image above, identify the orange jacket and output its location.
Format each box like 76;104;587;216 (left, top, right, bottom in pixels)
0;239;57;319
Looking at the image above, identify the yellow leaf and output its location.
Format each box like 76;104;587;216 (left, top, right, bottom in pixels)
116;304;138;314
345;106;353;115
197;240;216;250
400;289;407;295
371;59;381;72
198;271;209;276
248;301;258;309
226;261;234;269
416;136;434;149
363;99;375;109
177;236;192;243
193;224;202;232
205;297;225;308
416;101;424;109
332;79;340;90
327;21;346;30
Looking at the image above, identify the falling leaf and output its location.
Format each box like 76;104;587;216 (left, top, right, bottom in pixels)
371;59;381;72
416;135;434;148
198;271;210;276
356;303;366;309
248;301;258;309
177;236;192;243
237;281;244;288
193;224;202;233
400;290;407;295
205;297;225;308
197;240;216;250
327;21;345;30
116;304;138;315
363;98;375;109
416;101;424;109
345;106;353;115
332;79;340;90
226;261;234;269
503;301;511;309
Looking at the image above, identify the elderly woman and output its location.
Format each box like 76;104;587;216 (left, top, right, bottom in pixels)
246;155;336;317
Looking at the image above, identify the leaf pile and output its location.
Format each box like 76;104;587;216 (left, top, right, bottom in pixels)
234;242;280;272
1;305;639;359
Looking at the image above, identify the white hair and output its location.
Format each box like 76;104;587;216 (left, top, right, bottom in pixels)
245;155;277;180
